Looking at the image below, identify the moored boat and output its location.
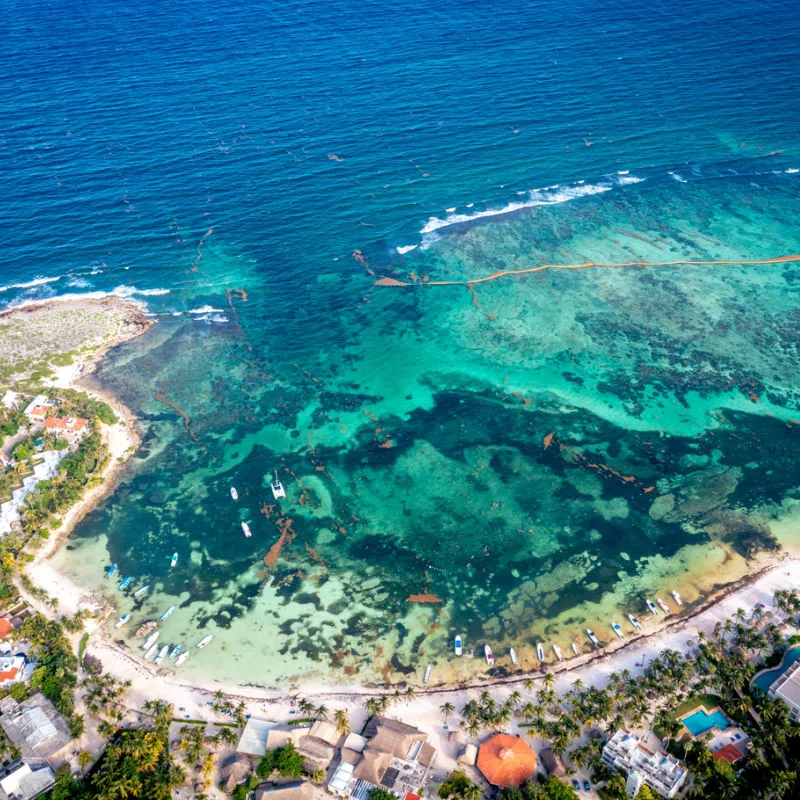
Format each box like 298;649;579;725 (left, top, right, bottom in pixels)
454;635;463;656
484;644;494;666
628;614;642;630
553;644;563;661
144;644;159;660
657;598;670;614
672;591;683;606
230;487;238;501
119;576;132;590
160;606;176;621
611;622;624;640
271;470;286;500
142;631;160;650
134;585;149;598
106;564;117;579
175;652;189;667
536;642;545;662
645;599;658;616
114;614;130;629
197;635;213;649
154;645;169;664
587;629;601;647
170;552;178;569
571;642;580;656
169;645;182;659
241;522;252;538
510;647;518;666
423;665;432;683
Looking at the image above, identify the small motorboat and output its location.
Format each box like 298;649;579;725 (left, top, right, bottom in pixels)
197;635;213;649
106;564;117;579
646;599;658;616
134;585;150;598
536;642;545;662
169;645;182;660
118;577;132;591
144;644;159;660
160;606;176;621
170;552;178;569
484;644;494;667
553;644;563;661
571;642;580;656
271;470;286;500
230;487;238;501
142;631;160;650
154;645;169;665
454;635;463;656
423;665;432;683
672;591;683;606
241;522;252;538
587;629;601;647
175;652;189;667
628;614;642;630
611;622;625;640
510;647;519;666
114;614;130;629
657;598;670;614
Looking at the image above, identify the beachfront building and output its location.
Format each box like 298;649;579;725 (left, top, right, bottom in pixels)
0;759;55;800
22;397;53;425
255;780;317;800
327;716;436;800
0;655;26;688
0;695;71;759
768;661;800;722
43;416;89;445
602;729;688;798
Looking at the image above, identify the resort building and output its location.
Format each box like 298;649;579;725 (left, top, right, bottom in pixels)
602;729;688;798
22;397;53;425
255;781;317;800
0;759;55;800
327;716;436;799
768;660;800;721
0;655;26;687
0;695;71;759
43;416;88;444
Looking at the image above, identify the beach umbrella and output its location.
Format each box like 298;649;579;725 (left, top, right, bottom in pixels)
477;734;537;787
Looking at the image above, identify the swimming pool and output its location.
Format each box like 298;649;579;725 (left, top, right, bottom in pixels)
681;707;731;737
752;646;800;695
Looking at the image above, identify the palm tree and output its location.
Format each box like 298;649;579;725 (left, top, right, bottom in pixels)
523;678;535;692
405;686;415;703
440;702;455;721
334;709;350;736
365;697;379;715
315;704;329;720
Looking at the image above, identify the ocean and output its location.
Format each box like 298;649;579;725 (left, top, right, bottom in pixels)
2;0;800;686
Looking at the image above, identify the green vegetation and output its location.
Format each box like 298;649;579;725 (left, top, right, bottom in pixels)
499;776;579;800
231;742;308;799
438;770;482;800
369;789;396;800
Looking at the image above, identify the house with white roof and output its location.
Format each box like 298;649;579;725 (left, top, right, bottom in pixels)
1;391;19;412
22;397;53;425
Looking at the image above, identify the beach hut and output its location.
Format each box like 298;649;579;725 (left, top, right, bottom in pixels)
221;755;252;792
477;734;537;787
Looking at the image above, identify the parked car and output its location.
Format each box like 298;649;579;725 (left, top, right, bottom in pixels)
583;780;591;792
572;779;580;790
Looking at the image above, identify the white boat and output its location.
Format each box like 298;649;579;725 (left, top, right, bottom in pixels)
197;635;213;649
142;631;160;650
154;645;169;665
169;645;182;659
114;614;130;629
271;470;286;500
241;522;252;538
230;487;238;501
160;606;176;621
536;643;545;662
646;599;658;616
119;577;132;590
454;635;463;656
628;614;642;630
134;585;149;598
510;647;519;666
484;644;494;667
657;598;670;614
144;644;159;660
611;622;625;640
571;642;580;656
587;629;601;647
423;665;432;683
553;644;563;662
672;591;683;606
170;552;178;569
175;652;189;667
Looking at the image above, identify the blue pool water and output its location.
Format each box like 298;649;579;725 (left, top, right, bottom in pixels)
682;707;732;737
752;647;800;694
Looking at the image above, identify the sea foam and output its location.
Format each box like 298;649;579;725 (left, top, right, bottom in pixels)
0;276;61;293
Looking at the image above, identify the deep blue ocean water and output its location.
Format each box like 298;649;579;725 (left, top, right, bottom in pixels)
4;0;800;686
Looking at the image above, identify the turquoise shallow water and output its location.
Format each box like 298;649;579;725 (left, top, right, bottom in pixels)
3;0;800;686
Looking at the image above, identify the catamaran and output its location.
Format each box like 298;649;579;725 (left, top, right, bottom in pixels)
160;606;176;621
169;645;182;660
106;564;117;579
154;645;169;665
484;644;494;666
587;629;601;647
510;647;519;666
553;644;563;661
536;642;545;662
657;598;670;614
423;665;432;683
230;487;238;501
571;642;580;656
119;576;132;590
611;622;625;640
170;552;178;569
196;635;213;649
645;599;658;616
114;614;130;629
241;522;252;538
628;614;642;630
175;652;189;667
672;591;683;606
144;644;159;660
134;585;149;598
271;470;286;500
454;635;463;656
142;631;160;650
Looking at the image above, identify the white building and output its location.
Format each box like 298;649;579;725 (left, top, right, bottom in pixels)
602;729;688;798
1;391;20;412
0;655;26;687
43;416;89;445
768;660;800;721
22;396;53;425
0;450;68;536
0;760;55;800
